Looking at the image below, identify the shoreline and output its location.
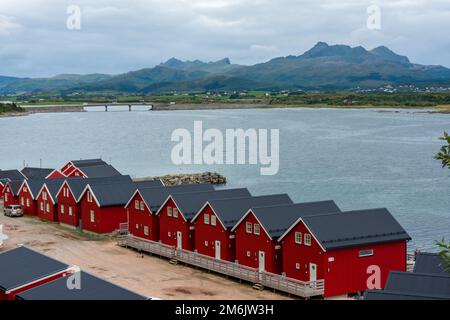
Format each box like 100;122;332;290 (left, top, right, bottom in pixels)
1;103;449;118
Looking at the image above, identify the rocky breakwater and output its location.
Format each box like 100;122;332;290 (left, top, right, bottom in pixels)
136;172;227;186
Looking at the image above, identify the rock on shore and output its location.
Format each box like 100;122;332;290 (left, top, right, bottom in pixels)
135;172;227;186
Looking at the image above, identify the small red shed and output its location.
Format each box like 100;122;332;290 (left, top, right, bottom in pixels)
156;188;251;251
36;180;66;222
16;180;43;216
278;208;411;298
191;194;293;262
232;201;341;274
125;184;214;242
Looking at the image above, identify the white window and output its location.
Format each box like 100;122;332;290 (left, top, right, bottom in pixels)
87;191;93;203
46;203;50;213
90;210;95;222
246;250;251;257
136;224;139;229
60;205;65;214
295;232;302;244
167;207;172;217
204;214;210;225
144;226;149;236
75;172;80;177
69;206;73;216
359;249;374;257
168;232;171;237
40;202;44;211
211;215;217;226
246;222;252;234
26;199;30;207
140;201;145;211
4;193;8;202
304;234;312;246
173;208;179;218
24;187;27;193
254;224;260;235
21;197;24;206
205;241;208;247
135;200;140;210
296;263;300;270
43;192;47;200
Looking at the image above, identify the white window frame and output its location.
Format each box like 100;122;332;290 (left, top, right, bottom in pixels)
167;207;172;217
173;208;179;218
60;204;65;214
135;200;140;210
359;249;374;257
68;206;73;216
304;234;312;246
295;232;302;244
140;201;145;211
40;202;44;211
254;224;260;235
246;222;252;234
21;197;24;206
90;210;95;222
204;214;210;225
211;215;217;226
144;226;149;236
46;203;50;213
87;191;93;203
295;262;300;270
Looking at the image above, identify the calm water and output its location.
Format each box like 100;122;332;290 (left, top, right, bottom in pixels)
1;108;449;251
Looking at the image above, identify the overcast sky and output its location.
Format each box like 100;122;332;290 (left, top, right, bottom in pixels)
0;0;449;77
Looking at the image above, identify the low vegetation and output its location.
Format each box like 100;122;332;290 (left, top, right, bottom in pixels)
436;239;450;273
0;103;24;114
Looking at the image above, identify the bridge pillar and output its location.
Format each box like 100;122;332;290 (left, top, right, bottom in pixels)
105;105;108;112
129;105;131;112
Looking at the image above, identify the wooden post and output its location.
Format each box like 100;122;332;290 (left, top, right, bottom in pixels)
129;105;131;112
105;105;108;112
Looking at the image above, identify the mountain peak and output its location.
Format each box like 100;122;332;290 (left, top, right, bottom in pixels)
370;46;410;64
214;58;231;65
301;42;370;60
162;57;184;68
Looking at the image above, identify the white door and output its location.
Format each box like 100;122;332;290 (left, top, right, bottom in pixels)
258;251;265;272
309;263;317;287
215;241;221;260
177;231;182;249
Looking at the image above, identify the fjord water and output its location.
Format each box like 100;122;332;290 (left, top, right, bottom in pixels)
1;108;449;251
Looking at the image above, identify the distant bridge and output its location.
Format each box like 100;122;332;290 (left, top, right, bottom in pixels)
83;103;153;112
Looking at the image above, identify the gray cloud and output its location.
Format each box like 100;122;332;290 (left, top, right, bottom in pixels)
0;0;449;77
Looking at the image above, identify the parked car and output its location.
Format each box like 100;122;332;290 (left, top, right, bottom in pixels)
4;205;23;217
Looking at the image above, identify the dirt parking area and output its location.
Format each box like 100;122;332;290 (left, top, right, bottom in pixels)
0;206;289;300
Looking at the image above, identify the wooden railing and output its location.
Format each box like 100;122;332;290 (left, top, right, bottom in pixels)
118;234;324;298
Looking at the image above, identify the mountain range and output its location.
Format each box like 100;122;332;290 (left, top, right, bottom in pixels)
1;42;450;95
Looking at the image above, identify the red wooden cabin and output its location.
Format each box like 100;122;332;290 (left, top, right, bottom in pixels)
278;208;411;298
156;189;251;251
2;180;23;207
232;201;341;274
125;184;214;242
36;180;66;222
191;194;293;262
16;180;43;216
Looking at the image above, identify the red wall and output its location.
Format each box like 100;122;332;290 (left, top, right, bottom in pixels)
0;183;5;199
158;198;192;250
281;220;408;297
66;167;85;178
37;190;58;222
234;212;281;274
80;192;127;234
47;170;66;179
57;185;81;227
3;185;18;207
18;187;38;216
128;193;159;241
193;204;234;261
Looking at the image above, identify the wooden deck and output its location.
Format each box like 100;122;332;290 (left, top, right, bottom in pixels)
117;226;324;298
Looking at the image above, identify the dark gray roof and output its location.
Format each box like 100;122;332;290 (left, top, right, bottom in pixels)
414;252;448;275
206;194;294;228
135;184;215;213
71;159;106;167
0;170;25;181
249;201;341;239
64;175;133;200
364;289;447;300
44;179;69;203
302;208;411;250
78;164;122;178
16;271;148;300
169;188;252;220
21;167;54;180
87;179;162;207
24;179;46;199
383;271;450;299
5;180;24;196
0;246;69;292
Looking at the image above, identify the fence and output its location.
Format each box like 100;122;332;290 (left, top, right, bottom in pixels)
118;231;325;298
